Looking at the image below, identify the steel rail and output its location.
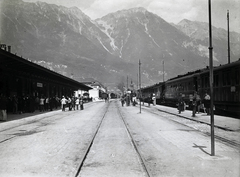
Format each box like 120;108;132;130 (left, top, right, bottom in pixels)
74;102;110;177
116;102;152;177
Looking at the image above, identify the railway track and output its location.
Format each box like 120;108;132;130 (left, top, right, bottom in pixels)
117;102;152;177
75;100;152;177
74;102;110;177
1;100;238;176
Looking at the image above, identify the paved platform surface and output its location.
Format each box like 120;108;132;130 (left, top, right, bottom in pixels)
140;102;240;132
1;101;239;132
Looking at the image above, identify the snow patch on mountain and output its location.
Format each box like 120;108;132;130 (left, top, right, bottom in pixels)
96;20;118;51
98;38;112;54
136;17;160;48
183;41;219;62
119;40;124;58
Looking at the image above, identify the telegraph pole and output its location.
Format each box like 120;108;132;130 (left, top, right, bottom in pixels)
137;73;138;90
227;10;230;64
139;60;141;113
127;75;128;90
208;0;215;156
163;60;165;82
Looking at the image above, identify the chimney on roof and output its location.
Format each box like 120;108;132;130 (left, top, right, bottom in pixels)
8;46;11;53
0;44;6;50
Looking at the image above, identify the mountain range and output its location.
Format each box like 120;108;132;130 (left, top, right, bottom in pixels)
1;0;239;90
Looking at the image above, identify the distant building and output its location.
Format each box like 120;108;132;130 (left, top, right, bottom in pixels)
80;80;106;101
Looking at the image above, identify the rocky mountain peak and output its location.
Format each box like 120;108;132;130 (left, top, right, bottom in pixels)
1;0;239;87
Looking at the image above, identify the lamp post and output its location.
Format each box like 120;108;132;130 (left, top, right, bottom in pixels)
162;53;165;82
127;75;128;90
227;10;230;64
208;0;215;156
139;59;141;113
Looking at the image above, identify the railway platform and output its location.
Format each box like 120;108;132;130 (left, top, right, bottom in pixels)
1;101;240;132
140;102;240;132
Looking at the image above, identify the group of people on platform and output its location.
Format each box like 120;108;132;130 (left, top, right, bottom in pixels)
60;96;84;111
141;94;156;107
121;92;137;107
0;93;87;121
177;91;211;117
119;90;211;118
6;95;62;114
120;92;157;107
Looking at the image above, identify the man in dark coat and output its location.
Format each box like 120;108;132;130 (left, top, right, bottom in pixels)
0;93;8;121
177;93;184;114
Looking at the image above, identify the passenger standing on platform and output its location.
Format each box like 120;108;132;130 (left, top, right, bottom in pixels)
61;96;67;111
18;96;23;114
35;96;40;111
196;94;201;114
142;96;145;106
203;92;211;115
177;93;184;114
126;93;130;106
71;96;75;111
121;95;125;107
55;96;59;109
39;96;45;112
75;97;80;110
132;92;137;106
49;97;54;111
80;96;84;110
68;97;72;111
148;94;152;107
12;95;18;114
45;97;49;111
191;91;197;117
0;93;8;121
152;93;156;106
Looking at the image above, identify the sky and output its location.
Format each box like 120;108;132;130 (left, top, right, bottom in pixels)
23;0;240;33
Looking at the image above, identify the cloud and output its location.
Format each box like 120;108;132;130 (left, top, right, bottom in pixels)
147;0;197;23
84;0;201;23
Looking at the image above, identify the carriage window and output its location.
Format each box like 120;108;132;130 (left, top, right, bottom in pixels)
188;82;191;90
223;71;231;86
226;72;231;85
223;72;227;86
201;78;205;88
214;74;219;87
236;70;239;85
205;77;209;88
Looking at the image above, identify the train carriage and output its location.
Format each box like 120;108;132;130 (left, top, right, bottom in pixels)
164;72;200;107
198;60;240;116
140;60;240;118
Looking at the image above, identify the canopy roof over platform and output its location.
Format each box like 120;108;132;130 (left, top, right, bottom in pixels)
0;48;92;91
